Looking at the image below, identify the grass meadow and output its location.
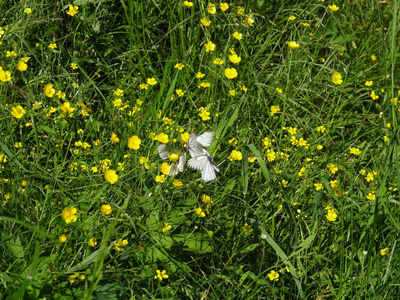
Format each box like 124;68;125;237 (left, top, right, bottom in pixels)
1;0;400;299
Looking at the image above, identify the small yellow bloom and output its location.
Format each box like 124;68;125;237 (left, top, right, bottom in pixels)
114;88;124;96
288;41;300;50
44;84;56;97
196;72;206;78
288;15;296;21
229;150;242;161
329;4;339;12
147;78;157;85
48;43;57;49
154;269;168;281
204;41;216;52
172;179;183;187
158;222;172;232
380;247;389;256
180;132;190;143
366;192;376;200
207;2;216;14
24;8;32;14
370;91;379;100
229;54;241;64
326;209;337;222
224;68;238;79
62;207;78;224
314;183;323;191
89;238;97;247
183;1;193;8
236;6;244;14
219;3;229;11
174;63;185;70
114;239;128;251
70;63;78;70
11;106;26;119
371;55;377;61
155;175;166;183
276;87;283;93
349;147;361;155
160;162;170;175
101;204;112;215
128;135;142;149
200;18;211;26
245;15;255;26
365;81;373;87
105;170;118;184
331;72;343;85
195;207;206;218
139;156;149;169
110;132;120;143
176;89;184;97
243;223;252;232
317;144;323;150
17;61;28;71
66;5;79;17
267;270;279;281
156;133;169;144
270;105;280;116
233;32;242;40
59;235;67;243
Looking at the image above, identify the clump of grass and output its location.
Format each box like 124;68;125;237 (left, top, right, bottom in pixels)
0;0;399;299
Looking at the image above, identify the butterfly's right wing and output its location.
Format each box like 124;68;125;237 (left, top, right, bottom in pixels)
196;131;214;147
201;159;217;181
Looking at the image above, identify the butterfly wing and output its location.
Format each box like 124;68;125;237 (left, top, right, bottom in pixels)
187;156;208;171
157;144;178;160
196;131;214;147
177;152;186;172
188;133;205;157
168;163;179;176
201;160;217;181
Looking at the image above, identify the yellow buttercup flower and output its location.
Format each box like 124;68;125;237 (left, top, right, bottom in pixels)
172;179;183;187
66;5;79;16
229;54;241;64
233;32;242;40
156;133;169;144
89;238;97;247
219;3;229;11
200;18;211;26
224;68;238;79
101;204;112;215
0;68;12;82
183;1;193;8
288;41;299;50
62;207;78;224
59;235;67;243
44;84;56;97
380;247;389;256
207;3;216;14
110;132;120;143
128;135;142;149
154;269;168;281
105;170;118;184
331;72;343;85
11;106;26;119
329;4;339;12
229;150;242;161
267;271;279;281
204;41;216;52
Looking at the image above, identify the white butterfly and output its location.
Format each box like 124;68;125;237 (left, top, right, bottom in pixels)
187;132;214;157
157;144;186;176
187;132;219;182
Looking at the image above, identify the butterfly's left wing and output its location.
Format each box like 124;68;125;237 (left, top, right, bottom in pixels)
168;163;179;176
187;156;208;171
187;133;205;157
201;160;217;181
177;152;186;172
